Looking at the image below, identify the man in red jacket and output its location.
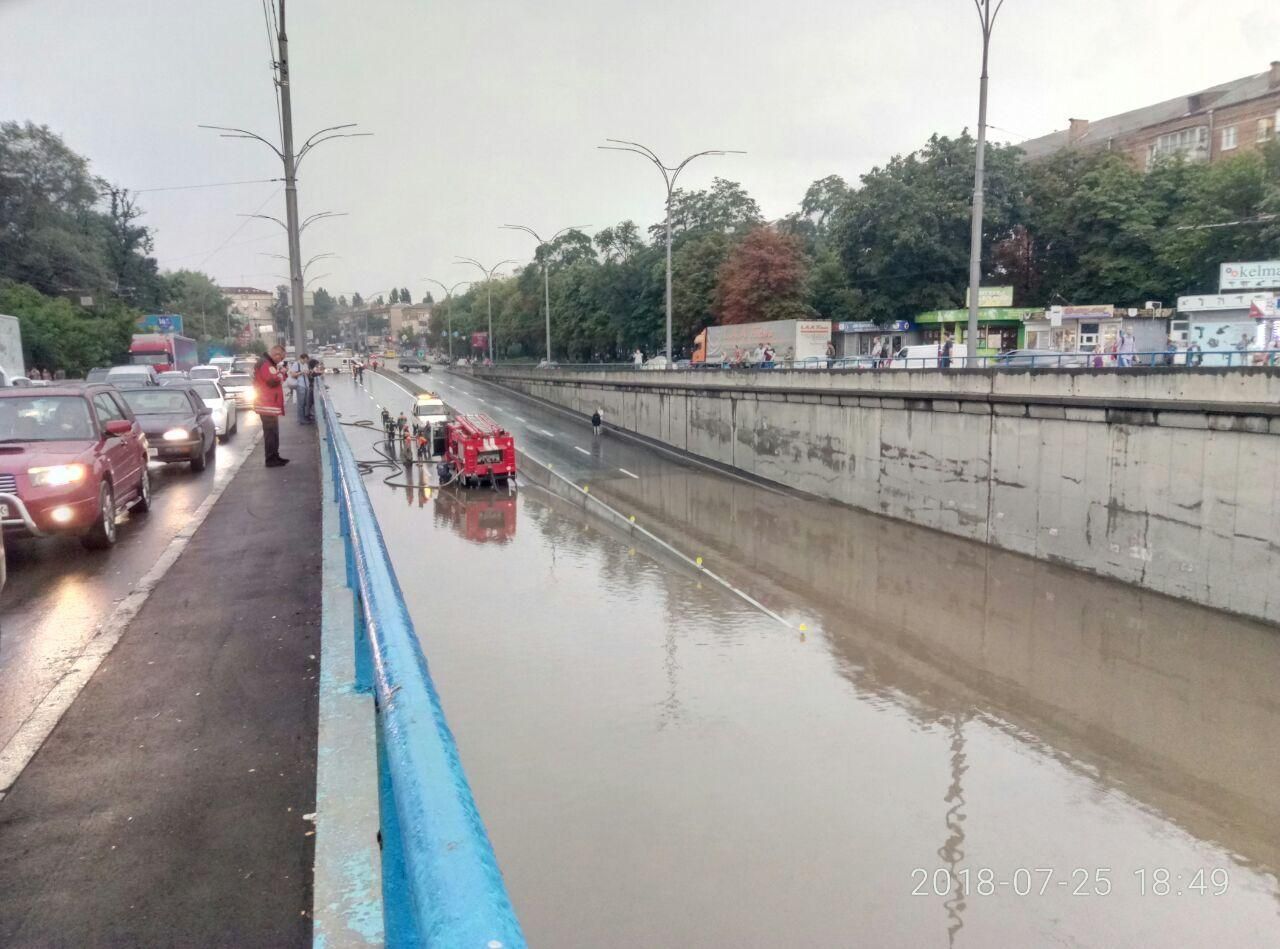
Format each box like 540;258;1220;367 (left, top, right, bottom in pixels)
255;344;288;467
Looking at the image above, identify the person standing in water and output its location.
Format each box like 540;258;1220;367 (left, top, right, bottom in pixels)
591;408;603;436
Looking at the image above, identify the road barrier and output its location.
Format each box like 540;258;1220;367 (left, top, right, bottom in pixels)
320;388;526;949
480;348;1280;372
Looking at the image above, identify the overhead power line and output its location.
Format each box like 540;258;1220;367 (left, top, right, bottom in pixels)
135;177;282;193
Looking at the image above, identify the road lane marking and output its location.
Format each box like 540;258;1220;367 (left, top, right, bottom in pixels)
0;428;263;802
574;446;591;456
515;417;527;423
619;468;639;479
539;429;556;438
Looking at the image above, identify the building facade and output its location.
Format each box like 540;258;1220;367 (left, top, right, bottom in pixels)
219;286;277;342
1021;62;1280;168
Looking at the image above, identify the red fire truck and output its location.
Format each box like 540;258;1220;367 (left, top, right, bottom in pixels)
438;414;516;487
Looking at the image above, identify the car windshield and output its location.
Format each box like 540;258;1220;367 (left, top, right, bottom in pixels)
0;395;95;442
119;390;192;415
191;382;221;400
222;373;251;387
189;368;220;380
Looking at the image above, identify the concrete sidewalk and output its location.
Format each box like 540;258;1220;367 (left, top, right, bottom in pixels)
0;417;322;948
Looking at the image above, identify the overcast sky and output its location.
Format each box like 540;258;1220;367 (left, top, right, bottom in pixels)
3;0;1277;301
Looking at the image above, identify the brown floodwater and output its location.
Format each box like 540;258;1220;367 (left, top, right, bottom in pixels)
338;376;1280;948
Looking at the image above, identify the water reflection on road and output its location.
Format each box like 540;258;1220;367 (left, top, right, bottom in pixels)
334;377;1280;949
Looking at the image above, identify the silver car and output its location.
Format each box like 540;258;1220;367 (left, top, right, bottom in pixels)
170;378;238;441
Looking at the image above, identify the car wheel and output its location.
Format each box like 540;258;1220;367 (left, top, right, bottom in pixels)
81;482;117;550
133;466;152;513
190;437;208;472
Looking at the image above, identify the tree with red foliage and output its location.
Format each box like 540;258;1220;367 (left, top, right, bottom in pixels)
715;226;814;326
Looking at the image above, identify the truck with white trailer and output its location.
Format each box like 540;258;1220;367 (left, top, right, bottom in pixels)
0;314;26;386
692;319;832;367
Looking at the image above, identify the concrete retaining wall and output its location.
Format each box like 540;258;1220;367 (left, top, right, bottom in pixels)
476;366;1280;624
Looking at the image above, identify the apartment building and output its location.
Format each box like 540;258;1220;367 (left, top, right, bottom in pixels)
1021;61;1280;168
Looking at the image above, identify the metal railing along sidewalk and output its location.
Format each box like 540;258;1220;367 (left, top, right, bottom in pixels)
319;388;526;949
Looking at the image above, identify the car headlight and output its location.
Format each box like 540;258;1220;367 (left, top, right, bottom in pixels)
163;428;190;442
29;464;88;487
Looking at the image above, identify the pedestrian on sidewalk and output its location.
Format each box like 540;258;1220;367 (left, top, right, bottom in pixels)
294;353;311;424
591;408;603;436
255;344;289;467
304;356;320;422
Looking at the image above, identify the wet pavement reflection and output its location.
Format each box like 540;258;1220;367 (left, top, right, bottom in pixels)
0;420;260;751
337;375;1280;948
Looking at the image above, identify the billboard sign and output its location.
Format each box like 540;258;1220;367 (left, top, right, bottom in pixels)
1178;292;1277;312
1220;261;1280;291
139;313;184;334
836;320;911;333
965;286;1015;308
470;332;489;350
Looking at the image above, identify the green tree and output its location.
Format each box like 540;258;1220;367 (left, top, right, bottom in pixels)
0;121;111;295
160;270;229;339
833;133;1026;322
671;232;732;344
388;287;400;304
0;280;134;375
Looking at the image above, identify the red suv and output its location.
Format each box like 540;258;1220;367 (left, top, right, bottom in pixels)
0;384;151;549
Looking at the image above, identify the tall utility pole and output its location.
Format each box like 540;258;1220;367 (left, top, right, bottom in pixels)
201;0;368;354
276;0;305;355
456;258;516;363
501;224;589;364
599;140;743;366
966;0;1006;368
425;279;471;363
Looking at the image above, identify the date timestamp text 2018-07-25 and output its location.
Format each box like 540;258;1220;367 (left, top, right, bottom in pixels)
911;867;1230;898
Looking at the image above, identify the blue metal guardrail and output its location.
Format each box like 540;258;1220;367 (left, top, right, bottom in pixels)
320;388;526;949
479;348;1280;373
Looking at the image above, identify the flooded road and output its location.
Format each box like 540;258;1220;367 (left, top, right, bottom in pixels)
332;373;1280;948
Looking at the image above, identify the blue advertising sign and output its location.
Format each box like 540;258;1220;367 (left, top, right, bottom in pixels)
139;313;184;334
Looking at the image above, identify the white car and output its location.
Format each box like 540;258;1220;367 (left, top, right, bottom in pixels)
189;364;223;381
187;379;238;440
220;371;255;408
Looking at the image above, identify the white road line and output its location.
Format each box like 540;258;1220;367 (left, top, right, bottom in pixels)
539;429;556;438
574;446;591;456
0;429;263;802
618;468;640;479
515;417;527;423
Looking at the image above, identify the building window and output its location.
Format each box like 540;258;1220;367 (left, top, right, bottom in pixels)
1260;116;1275;143
1221;126;1238;150
1148;126;1209;166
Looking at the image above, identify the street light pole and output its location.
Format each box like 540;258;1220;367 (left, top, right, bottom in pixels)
200;0;368;356
456;258;516;363
599;140;744;365
275;0;306;355
501;224;589;363
967;0;1006;367
425;279;471;364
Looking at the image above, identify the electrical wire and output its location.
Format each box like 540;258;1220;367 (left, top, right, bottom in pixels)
195;186;282;270
135;177;282;194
